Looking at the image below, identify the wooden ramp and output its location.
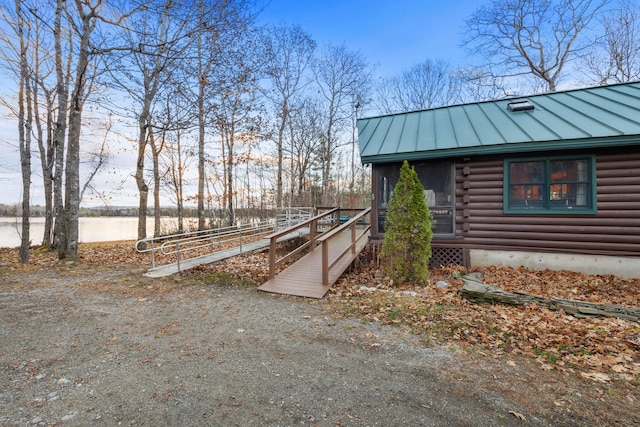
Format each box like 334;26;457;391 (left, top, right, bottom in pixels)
258;228;369;299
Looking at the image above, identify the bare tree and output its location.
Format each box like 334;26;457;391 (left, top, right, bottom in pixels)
161;128;195;233
455;67;514;103
0;1;58;256
58;0;102;259
47;0;134;259
31;29;57;248
15;0;32;263
464;0;611;92
212;54;262;226
375;60;462;114
80;118;112;201
584;0;640;83
260;25;316;208
106;0;192;241
285;98;323;206
189;0;255;231
314;43;372;206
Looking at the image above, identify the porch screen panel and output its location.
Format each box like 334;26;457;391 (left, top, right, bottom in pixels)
376;161;454;235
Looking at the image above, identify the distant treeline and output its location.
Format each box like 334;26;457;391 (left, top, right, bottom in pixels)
0;204;276;219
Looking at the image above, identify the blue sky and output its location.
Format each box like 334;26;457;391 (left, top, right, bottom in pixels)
257;0;480;77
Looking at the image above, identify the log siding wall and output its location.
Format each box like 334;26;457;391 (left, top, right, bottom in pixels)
448;147;640;257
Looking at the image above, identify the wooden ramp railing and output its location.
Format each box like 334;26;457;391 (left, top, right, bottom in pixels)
259;208;371;298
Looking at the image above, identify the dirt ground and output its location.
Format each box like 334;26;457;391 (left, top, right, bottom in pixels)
0;244;638;426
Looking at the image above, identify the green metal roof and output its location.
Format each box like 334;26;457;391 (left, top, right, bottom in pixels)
357;81;640;164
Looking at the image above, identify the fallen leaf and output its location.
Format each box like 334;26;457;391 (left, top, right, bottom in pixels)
580;371;611;383
611;364;627;373
509;410;527;421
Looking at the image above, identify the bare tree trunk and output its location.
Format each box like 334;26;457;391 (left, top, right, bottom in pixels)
35;85;55;247
16;0;31;263
176;132;184;232
223;130;235;227
349;105;356;209
276;105;286;208
63;2;95;259
196;29;208;231
197;83;206;230
21;64;33;262
322;125;332;206
149;129;162;237
53;0;69;256
135;113;150;242
29;17;55;247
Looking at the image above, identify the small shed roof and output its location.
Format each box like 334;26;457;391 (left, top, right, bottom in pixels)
357;81;640;164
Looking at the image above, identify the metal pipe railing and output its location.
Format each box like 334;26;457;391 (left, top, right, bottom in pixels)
136;208;318;272
135;221;275;272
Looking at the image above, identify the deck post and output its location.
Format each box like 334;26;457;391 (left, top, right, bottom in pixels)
176;241;181;272
310;218;317;248
322;241;329;286
150;239;155;269
269;236;277;279
351;223;356;254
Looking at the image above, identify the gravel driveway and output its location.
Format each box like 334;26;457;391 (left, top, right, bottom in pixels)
0;277;616;426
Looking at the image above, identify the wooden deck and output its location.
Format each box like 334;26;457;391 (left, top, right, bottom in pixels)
258;228;369;299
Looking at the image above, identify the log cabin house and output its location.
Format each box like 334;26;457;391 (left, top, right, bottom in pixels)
357;81;640;278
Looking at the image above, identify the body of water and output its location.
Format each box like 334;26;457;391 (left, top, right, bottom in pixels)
0;217;199;248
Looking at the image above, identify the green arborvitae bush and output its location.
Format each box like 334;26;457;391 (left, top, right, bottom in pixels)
380;160;433;286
